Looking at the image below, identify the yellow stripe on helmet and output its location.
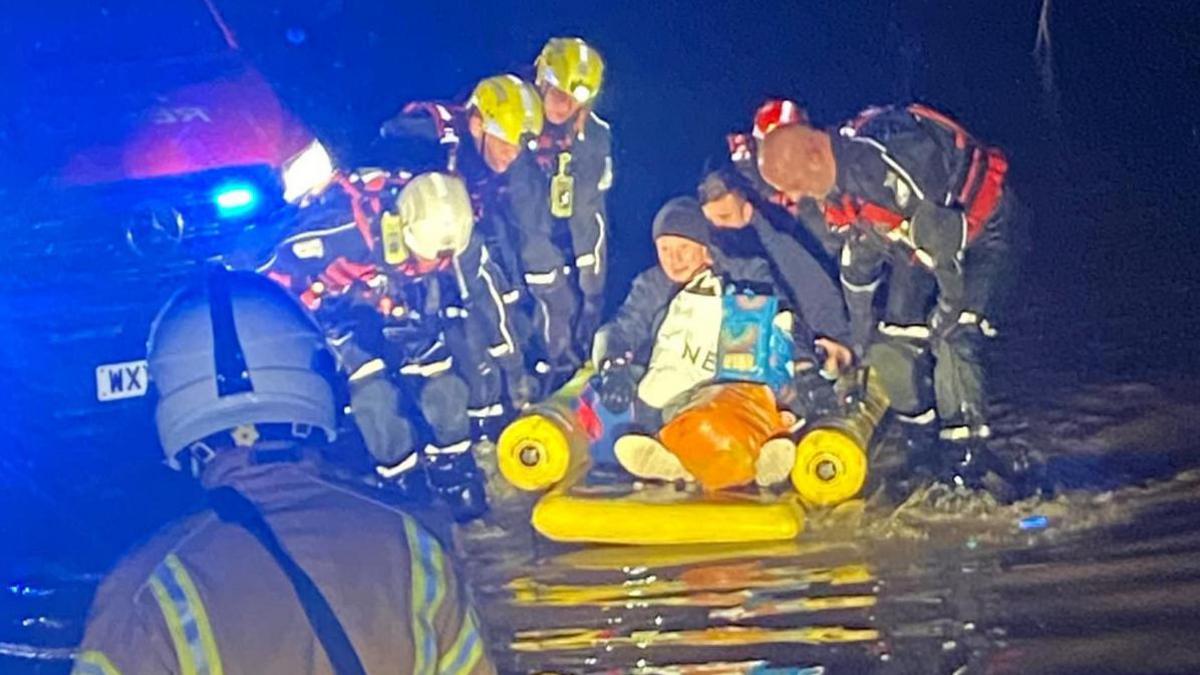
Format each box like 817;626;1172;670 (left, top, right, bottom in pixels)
469;75;544;145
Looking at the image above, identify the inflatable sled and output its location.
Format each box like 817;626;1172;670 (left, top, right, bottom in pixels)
496;365;889;545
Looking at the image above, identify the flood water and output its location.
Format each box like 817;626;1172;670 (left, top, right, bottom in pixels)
457;382;1200;674
3;287;1200;675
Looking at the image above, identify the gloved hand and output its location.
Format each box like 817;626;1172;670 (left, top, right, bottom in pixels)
598;357;637;413
928;301;964;341
506;370;540;411
788;365;840;420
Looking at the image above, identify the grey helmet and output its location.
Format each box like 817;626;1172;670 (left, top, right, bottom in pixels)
147;268;338;469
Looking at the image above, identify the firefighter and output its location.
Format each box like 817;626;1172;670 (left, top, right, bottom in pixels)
757;105;1025;489
261;171;527;522
382;75;578;384
519;37;614;364
72;269;493;675
725;99;844;258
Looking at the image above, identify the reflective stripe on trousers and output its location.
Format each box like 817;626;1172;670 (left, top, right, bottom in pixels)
148;554;224;675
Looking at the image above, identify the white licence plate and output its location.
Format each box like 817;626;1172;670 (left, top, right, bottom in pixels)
96;359;150;402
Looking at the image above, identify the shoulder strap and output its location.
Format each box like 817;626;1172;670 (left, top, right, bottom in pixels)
208;487;367;675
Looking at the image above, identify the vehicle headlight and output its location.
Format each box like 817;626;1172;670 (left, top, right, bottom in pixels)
282;140;334;203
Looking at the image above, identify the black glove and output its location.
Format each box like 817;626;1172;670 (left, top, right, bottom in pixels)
789;366;840;420
598;358;637;413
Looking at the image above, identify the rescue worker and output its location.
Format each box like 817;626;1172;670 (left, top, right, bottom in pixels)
757;105;1023;488
261;172;526;522
697;166;852;359
72;269;494;675
727;98;809;206
382;75;578;383
521;37;614;363
593;197;840;486
726;99;844;257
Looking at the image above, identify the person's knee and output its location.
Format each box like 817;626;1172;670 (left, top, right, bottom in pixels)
350;378;416;465
420;375;471;442
865;339;934;416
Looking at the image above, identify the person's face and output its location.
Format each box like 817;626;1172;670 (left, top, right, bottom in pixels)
469;112;523;174
480;133;522;174
701;191;755;229
655;235;712;283
542;85;583;126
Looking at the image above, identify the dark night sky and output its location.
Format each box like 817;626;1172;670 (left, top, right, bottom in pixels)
214;0;1200;316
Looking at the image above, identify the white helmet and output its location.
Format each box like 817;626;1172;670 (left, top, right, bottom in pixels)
394;172;474;262
148;269;338;469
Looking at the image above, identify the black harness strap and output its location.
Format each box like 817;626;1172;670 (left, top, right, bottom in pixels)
208;487;367;675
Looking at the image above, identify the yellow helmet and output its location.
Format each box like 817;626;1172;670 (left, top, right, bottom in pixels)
468;74;544;146
536;37;606;105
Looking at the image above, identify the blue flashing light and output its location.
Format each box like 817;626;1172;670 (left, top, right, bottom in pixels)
213;183;260;218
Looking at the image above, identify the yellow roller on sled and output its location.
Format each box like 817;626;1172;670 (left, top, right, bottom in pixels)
498;368;888;545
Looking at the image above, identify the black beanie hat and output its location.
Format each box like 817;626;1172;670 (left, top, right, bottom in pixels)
652;196;710;246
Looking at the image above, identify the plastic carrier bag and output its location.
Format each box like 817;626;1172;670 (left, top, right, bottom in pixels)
659;382;787;491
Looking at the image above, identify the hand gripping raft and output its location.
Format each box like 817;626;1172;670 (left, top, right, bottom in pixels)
791;368;890;507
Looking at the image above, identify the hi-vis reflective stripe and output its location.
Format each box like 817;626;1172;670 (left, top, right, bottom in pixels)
403;518;448;675
878;322;931;340
591;212;606;274
349;358;386;381
487;343;513;358
840;275;881;294
424;440;471;456
148;554;223;675
72;651;121;675
478;263;517;353
377;452;420;478
400;357;454;378
524;269;558;286
438;609;486;675
468;404;504;418
849;136;927;201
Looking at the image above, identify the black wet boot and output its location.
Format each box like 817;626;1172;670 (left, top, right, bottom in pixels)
426;452;490;523
376;462;434;505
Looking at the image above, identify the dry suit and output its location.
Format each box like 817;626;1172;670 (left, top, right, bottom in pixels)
260;171;522;520
516;110;613;363
383;103;579;378
814;104;1023;439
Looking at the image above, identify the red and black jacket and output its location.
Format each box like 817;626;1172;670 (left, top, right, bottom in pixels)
822;104;1014;315
258;170;523;386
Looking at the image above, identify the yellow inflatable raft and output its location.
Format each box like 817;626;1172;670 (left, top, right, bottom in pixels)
531;479;805;545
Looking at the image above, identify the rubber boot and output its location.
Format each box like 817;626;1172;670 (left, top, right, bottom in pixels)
376;461;434;505
425;452;490;523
